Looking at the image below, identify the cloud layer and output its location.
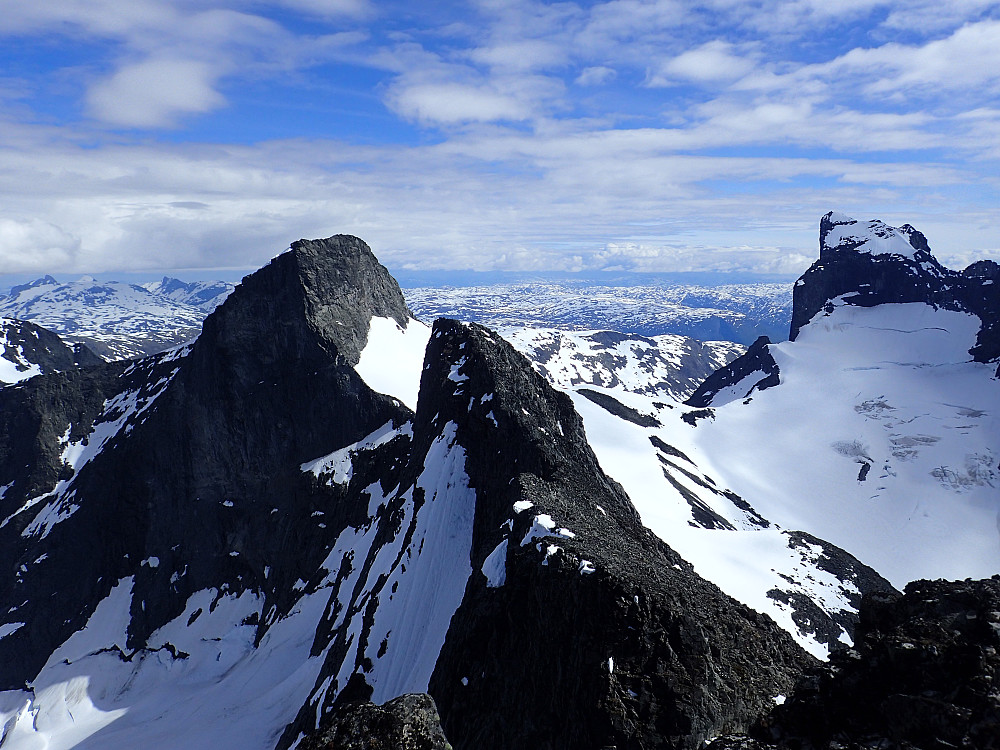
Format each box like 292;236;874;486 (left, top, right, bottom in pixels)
0;0;997;278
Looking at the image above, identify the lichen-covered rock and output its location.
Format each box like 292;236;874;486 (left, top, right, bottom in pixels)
297;693;452;750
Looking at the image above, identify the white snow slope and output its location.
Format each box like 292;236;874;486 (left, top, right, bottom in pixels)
691;300;999;587
541;297;998;657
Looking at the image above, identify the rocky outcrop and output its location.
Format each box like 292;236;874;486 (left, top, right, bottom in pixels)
710;577;1000;749
0;318;102;381
765;532;898;654
298;693;452;750
414;320;812;749
685;335;779;407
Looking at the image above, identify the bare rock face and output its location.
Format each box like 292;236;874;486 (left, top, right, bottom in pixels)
0;236;412;688
766;576;1000;749
199;235;411;385
298;693;452;750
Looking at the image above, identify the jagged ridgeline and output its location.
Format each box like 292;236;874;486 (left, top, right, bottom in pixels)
0;235;811;749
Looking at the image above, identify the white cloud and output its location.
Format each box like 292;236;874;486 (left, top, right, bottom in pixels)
266;0;372;18
648;40;758;86
859;20;1000;96
593;241;815;274
0;0;999;279
880;0;1000;34
467;39;567;71
86;59;226;128
575;66;617;86
0;219;80;273
386;82;534;124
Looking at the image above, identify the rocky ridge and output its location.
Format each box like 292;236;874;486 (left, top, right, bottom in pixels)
0;317;102;384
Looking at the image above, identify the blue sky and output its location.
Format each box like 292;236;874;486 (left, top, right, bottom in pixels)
1;0;999;280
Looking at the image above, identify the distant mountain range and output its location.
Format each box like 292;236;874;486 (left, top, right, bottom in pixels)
405;281;792;345
0;277;234;360
0;273;784;364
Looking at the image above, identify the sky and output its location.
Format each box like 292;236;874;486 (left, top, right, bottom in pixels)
1;0;999;282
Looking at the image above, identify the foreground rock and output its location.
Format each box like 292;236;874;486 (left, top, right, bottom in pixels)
709;576;1000;749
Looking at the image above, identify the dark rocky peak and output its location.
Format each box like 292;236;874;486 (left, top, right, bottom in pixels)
194;235;411;386
0;236;415;689
686;335;779;408
400;319;813;749
792;212;952;340
416;318;647;553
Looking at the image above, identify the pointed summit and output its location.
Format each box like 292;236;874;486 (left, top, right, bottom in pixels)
198;235;412;377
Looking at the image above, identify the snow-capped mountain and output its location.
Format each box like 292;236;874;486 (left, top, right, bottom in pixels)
0;276;210;360
0;215;995;750
684;212;999;586
405;280;792;345
142;277;234;312
0;236;809;750
0;318;102;384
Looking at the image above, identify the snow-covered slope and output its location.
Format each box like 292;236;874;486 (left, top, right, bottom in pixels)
405;281;791;344
685;214;999;587
0;277;208;360
688;302;997;586
502;213;999;658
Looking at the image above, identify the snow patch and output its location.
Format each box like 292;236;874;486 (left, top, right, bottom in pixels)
482;539;508;588
355;317;430;411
